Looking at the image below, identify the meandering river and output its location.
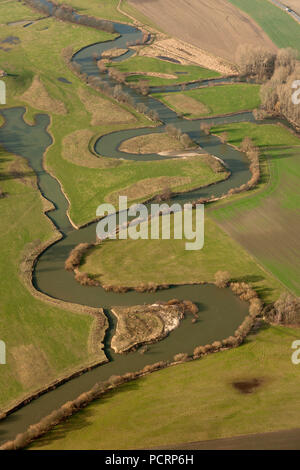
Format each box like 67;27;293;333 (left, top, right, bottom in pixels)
0;15;255;444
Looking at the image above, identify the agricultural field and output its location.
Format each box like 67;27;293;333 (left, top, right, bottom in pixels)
128;0;277;62
228;0;300;54
210;121;300;296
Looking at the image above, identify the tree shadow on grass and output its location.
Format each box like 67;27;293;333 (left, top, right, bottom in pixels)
29;380;141;448
234;274;264;283
0;170;39;182
232;275;276;300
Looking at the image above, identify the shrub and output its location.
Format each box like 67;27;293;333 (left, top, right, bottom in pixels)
167;299;181;305
182;300;199;316
219;132;228;143
249;298;263;317
107;375;124;386
148;109;160;122
180;133;194;148
214;270;231;288
193;345;206;357
200;123;212;135
224;336;239;347
266;293;300;325
74;271;99;287
137;79;150;96
211;341;222;350
65;243;91;271
173;353;189;362
97;59;107;73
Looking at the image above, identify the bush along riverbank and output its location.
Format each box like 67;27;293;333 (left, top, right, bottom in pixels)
61;46;162;125
192;135;260;205
0;275;264;450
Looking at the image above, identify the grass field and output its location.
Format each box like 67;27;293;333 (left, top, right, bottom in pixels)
65;153;227;220
228;0;300;54
154;84;261;118
30;325;300;450
0;0;40;23
81;216;283;303
108;56;220;87
210;121;300;296
0;146;97;409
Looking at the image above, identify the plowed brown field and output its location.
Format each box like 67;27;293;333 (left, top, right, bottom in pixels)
128;0;277;62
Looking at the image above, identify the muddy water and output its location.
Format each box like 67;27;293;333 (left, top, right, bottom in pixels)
0;13;253;443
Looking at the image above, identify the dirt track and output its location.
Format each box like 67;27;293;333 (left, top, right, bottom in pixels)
155;427;300;450
128;0;277;62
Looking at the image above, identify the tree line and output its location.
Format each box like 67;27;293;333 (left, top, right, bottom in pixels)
236;45;300;129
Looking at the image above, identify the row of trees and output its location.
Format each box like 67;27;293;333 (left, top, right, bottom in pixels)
70;61;161;122
106;66;151;97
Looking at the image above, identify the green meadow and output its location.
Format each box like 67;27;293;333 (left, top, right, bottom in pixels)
108;56;220;87
154;84;261;118
30;325;300;450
